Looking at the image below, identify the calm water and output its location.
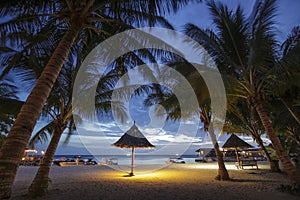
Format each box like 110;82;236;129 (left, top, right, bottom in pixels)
53;154;198;165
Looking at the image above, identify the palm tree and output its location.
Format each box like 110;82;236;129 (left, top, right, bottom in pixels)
26;61;78;197
184;0;300;185
27;53;133;197
200;105;230;180
145;60;230;180
24;28;165;196
26;18;177;195
0;0;199;198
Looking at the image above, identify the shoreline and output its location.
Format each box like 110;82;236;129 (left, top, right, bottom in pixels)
11;162;298;200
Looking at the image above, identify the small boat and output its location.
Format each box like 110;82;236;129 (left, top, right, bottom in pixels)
167;157;186;164
57;160;85;166
53;158;84;166
99;158;118;166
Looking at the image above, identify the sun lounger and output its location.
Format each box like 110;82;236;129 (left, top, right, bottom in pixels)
235;159;258;169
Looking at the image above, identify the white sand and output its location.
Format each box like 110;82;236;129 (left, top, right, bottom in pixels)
11;161;299;200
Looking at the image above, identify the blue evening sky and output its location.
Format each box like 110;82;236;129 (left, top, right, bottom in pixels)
26;0;299;155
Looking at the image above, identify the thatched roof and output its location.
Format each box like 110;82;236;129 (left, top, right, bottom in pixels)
222;134;253;149
113;123;155;148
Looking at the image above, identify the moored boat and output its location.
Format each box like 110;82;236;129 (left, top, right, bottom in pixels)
167;157;186;164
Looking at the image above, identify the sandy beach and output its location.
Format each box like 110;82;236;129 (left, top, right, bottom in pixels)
11;162;299;200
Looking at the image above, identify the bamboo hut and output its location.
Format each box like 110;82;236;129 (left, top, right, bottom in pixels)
222;134;253;163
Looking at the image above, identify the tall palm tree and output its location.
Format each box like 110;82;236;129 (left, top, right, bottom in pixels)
26;60;79;197
0;0;199;198
27;50;135;197
145;60;230;180
27;58;164;197
200;105;230;180
24;27;165;196
26;16;179;196
184;0;300;185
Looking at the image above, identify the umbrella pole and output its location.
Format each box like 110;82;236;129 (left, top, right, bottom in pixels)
130;147;135;176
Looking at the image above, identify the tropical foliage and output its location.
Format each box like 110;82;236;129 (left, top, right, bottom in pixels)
0;0;199;198
0;0;299;198
184;0;300;185
0;76;23;146
144;57;230;180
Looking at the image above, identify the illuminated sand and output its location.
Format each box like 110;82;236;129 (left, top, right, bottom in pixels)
11;162;298;200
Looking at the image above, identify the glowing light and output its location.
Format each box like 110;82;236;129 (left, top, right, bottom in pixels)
186;163;239;170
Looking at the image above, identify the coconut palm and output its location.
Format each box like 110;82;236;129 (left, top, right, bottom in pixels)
25;32;165;196
26;20;175;196
26;60;79;197
184;0;300;185
200;105;230;180
144;59;230;180
27;56;164;197
0;0;200;198
27;61;129;197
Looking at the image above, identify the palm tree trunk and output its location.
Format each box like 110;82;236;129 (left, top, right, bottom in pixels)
208;126;230;180
0;25;81;199
28;121;65;197
254;135;280;172
253;96;300;185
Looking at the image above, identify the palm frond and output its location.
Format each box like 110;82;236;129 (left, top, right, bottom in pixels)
28;121;54;147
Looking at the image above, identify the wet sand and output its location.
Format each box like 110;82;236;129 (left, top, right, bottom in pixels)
11;162;299;200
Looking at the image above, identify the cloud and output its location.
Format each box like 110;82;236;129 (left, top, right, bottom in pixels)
146;131;202;144
142;127;164;135
173;134;202;143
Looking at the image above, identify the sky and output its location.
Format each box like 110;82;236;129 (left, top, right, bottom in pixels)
28;0;299;156
166;0;300;42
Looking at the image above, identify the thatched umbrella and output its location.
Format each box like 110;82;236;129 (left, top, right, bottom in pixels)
222;134;253;163
113;122;155;176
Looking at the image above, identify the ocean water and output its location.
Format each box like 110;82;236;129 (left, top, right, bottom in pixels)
53;154;198;165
